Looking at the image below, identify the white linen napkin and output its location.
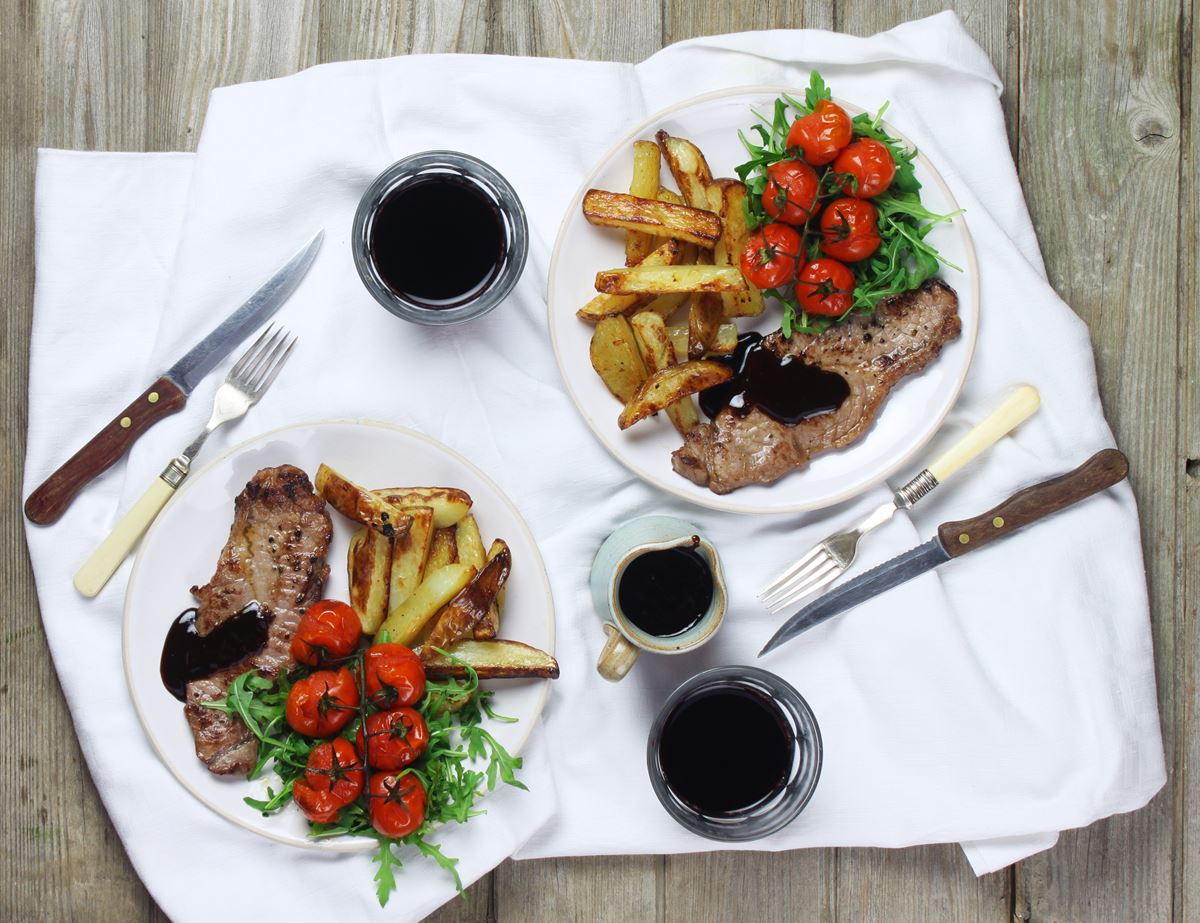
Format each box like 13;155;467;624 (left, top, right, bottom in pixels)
24;12;1164;921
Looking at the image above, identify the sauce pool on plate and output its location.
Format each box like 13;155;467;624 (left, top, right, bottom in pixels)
160;603;272;701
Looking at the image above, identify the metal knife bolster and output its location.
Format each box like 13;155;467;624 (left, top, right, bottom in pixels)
760;538;951;655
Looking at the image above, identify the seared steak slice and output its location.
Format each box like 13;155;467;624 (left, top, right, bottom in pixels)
184;465;332;775
673;280;962;493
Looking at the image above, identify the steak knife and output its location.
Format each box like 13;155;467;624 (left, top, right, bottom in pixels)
24;230;324;525
758;449;1129;657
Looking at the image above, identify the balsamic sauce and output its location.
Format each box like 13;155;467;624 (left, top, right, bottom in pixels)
659;685;795;816
368;175;505;308
160;603;272;701
699;332;850;425
618;544;713;638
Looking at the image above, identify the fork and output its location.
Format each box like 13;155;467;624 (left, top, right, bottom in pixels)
758;385;1041;614
74;326;297;597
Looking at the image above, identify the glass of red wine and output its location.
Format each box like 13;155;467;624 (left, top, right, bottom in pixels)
352;151;528;325
647;665;822;840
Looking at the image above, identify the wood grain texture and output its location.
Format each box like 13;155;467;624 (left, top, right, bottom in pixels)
4;1;1190;921
1011;0;1183;920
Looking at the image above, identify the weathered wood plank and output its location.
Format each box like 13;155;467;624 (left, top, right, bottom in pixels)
3;4;160;921
664;0;833;39
496;855;660;922
487;0;659;62
664;850;834;923
317;0;488;61
1179;3;1198;921
1012;0;1181;918
146;0;319;151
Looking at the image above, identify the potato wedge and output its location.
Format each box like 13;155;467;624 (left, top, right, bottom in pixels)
577;240;683;321
373;487;472;528
424;545;511;655
582;189;720;248
387;505;435;614
429;527;459;568
630;312;700;435
626;141;661;265
656;186;683;206
473;538;508;640
656;131;713;208
422;640;560;680
455;514;485;570
641;292;689;320
618;360;734;429
595;265;747;296
316;464;412;538
348;526;392;634
713;181;764;318
688;292;725;358
377;562;476;647
590;315;648;403
669;322;738;360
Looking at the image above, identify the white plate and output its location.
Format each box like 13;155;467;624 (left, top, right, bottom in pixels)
548;86;980;514
124;419;555;851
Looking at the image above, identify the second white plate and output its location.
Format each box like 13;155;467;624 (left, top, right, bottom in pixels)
547;86;980;514
123;419;555;851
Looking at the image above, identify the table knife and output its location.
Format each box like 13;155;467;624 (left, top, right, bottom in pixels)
759;448;1129;657
24;230;324;525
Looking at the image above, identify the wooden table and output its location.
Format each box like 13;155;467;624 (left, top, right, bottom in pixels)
2;1;1192;920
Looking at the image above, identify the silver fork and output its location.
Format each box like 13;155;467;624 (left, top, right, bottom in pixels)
74;325;297;597
759;385;1041;614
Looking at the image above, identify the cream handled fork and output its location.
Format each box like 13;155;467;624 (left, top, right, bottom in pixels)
759;384;1041;614
74;326;297;598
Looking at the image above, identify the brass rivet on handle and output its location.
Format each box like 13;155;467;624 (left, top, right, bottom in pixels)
958;533;970;544
992;517;1005;528
119;416;132;429
148;391;159;404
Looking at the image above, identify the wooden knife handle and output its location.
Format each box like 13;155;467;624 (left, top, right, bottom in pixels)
24;376;187;525
938;448;1129;558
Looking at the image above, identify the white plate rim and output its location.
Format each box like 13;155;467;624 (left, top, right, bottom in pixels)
122;417;556;852
547;84;981;515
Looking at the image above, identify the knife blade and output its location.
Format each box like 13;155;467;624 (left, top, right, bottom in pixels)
24;230;324;525
759;448;1130;657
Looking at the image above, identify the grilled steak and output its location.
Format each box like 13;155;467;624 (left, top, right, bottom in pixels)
184;465;332;775
673;279;962;493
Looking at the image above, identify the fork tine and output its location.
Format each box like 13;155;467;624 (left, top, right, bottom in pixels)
761;548;833;605
762;552;839;607
240;326;287;386
760;544;827;599
767;558;843;613
250;335;296;397
229;325;274;380
245;328;290;389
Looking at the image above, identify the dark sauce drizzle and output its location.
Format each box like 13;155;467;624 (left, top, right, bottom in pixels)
160;602;273;702
699;332;850;425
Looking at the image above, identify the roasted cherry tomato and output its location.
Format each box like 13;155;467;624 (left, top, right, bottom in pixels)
796;258;856;317
357;707;428;771
285;667;360;737
363;643;425;709
833;138;896;199
740;223;802;290
304;737;365;807
819;198;881;262
290;599;362;666
761;160;819;225
292;780;343;824
368;771;427;839
786;99;853;166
